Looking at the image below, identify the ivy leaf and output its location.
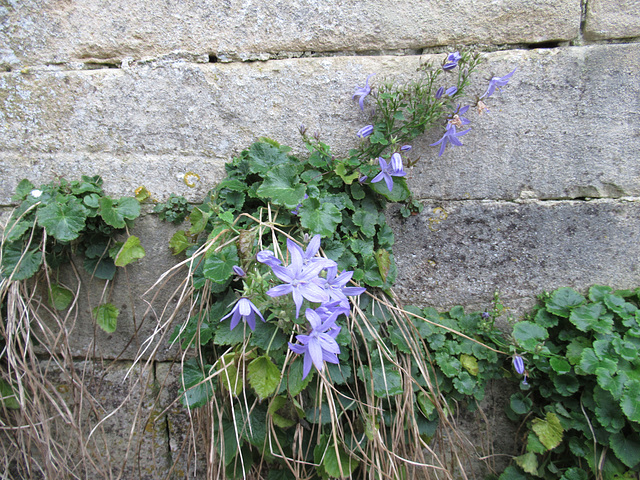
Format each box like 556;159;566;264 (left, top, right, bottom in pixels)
512;321;547;351
257;164;306;208
545;287;585;317
299;199;342;237
247;356;281;400
609;432;640;468
531;412;563;450
48;283;73;310
114;235;145;267
37;198;88;242
92;303;119;333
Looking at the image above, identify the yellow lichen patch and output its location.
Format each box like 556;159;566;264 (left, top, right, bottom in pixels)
183;171;201;188
428;207;448;231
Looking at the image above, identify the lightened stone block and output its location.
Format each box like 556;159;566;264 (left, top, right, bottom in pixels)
389;198;640;311
584;0;640;40
0;0;581;68
1;44;638;204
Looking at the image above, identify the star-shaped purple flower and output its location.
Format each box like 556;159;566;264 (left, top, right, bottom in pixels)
288;307;342;379
480;68;517;99
430;124;471;157
220;297;265;331
353;74;374;111
321;265;367;309
266;237;332;317
371;153;406;192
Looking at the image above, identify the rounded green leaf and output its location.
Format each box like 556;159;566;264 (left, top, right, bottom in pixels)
48;283;73;310
37;198;88;242
531;412;563;450
546;288;585;317
114;235;146;267
513;321;548;351
247;356;281;400
92;303;119;333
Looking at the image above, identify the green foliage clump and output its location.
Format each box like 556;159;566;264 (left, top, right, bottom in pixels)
504;286;640;480
153;193;192;224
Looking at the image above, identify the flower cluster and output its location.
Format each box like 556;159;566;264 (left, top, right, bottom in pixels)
258;235;366;378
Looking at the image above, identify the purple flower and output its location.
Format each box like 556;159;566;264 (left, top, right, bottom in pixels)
291;194;309;216
435;86;445;99
357;125;374;138
232;265;246;277
400;145;412;152
430;124;471;157
448;105;471;129
288;307;342;379
445;86;458;97
321;265;366;309
512;355;525;375
353;74;374;111
359;175;368;184
257;250;281;267
480;68;517;99
443;51;462;70
371;155;406;192
266;237;332;317
220;297;265;331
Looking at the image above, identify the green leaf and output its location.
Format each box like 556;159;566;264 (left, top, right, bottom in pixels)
256;164;306;208
268;395;297;428
169;230;191;255
299;199;342;237
620;379;640;422
215;354;243;396
512;321;547;351
334;162;359;184
188;207;211;235
322;444;359;479
247;141;291;174
510;393;533;415
374;249;392;282
92;303;119;333
569;303;609;333
560;467;588;480
202;244;239;283
1;241;43;281
83;255;116;280
498;466;529;480
531;412;563;450
98;196;140;228
114;235;145;267
589;285;613;302
37;198;88;242
247;356;281;400
12;179;35;201
0;379;21;410
545;287;585;317
369;176;410;202
48;283;73;310
357;356;403;398
514;452;538;475
550;357;571;374
460;354;479;376
609;432;640;468
180;358;214;408
286;358;313;396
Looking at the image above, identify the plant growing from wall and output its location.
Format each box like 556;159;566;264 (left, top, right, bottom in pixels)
160;49;519;479
502;286;640;480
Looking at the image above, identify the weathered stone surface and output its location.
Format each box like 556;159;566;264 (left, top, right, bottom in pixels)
389;198;640;311
1;44;639;204
584;0;640;40
0;360;171;479
28;213;188;361
0;0;581;68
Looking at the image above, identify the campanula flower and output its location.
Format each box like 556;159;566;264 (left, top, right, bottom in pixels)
445;86;458;97
430;124;471;157
512;355;525;375
257;250;281;267
288;307;342;379
443;51;462;70
448;105;471;129
480;68;517;99
435;86;445;99
357;125;374;138
220;297;265;331
400;145;412;152
321;265;367;309
353;74;374;111
232;265;246;277
266;238;332;317
371;155;406;192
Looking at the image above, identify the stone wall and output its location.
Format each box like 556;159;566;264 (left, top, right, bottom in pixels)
1;0;639;477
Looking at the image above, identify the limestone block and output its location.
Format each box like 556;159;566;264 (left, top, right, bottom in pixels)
1;44;639;205
584;0;640;40
0;0;582;68
389;198;640;311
